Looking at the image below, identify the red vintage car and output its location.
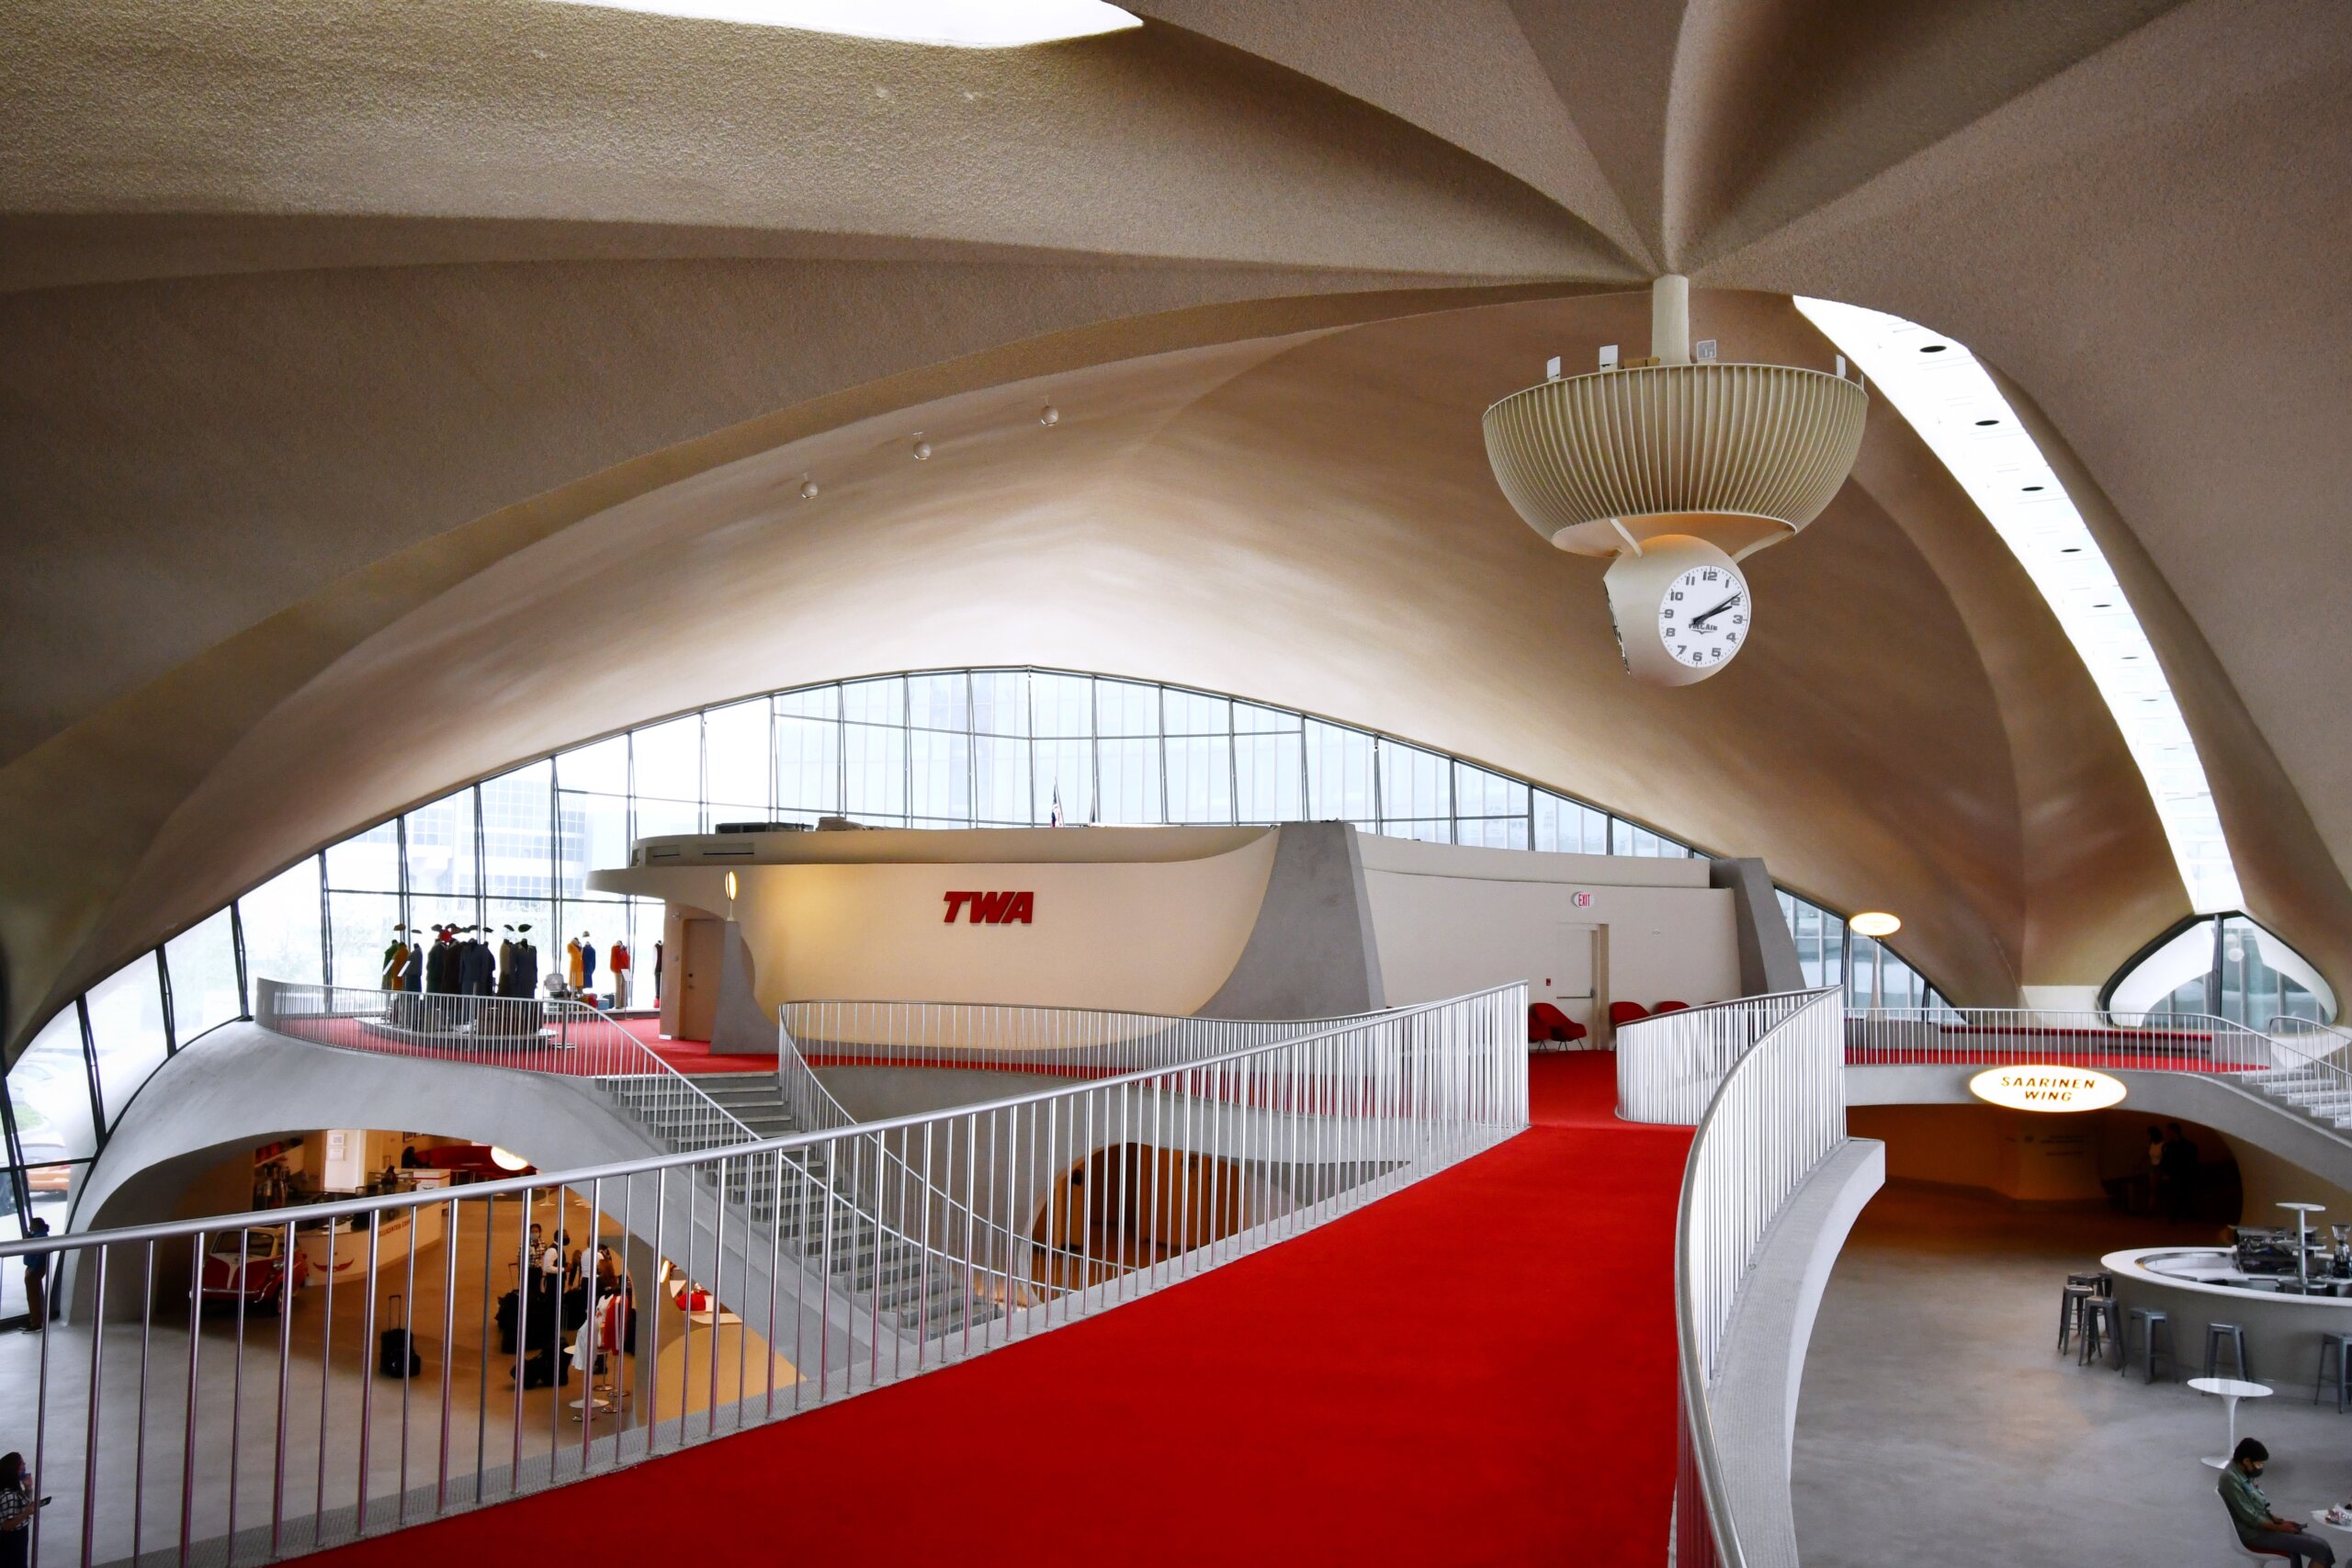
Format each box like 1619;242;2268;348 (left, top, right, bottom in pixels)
198;1226;311;1311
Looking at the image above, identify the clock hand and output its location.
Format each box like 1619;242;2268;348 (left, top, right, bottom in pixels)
1690;592;1744;629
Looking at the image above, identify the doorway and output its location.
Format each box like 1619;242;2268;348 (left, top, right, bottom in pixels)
677;918;724;1043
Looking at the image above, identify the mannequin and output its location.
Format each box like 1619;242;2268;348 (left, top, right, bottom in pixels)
514;924;540;999
381;926;410;991
580;931;599;999
425;925;458;994
609;939;631;1010
566;935;584;990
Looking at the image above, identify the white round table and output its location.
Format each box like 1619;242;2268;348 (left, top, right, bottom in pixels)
2189;1376;2273;1469
2310;1510;2352;1536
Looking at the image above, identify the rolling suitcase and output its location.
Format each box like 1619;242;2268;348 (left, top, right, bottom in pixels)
379;1293;424;1378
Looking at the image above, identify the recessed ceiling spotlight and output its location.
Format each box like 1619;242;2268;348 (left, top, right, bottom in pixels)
911;433;932;461
1919;344;1948;354
539;0;1140;48
798;475;820;501
1038;403;1060;427
2093;602;2112;609
2022;484;2044;491
2061;547;2082;553
1974;418;1998;426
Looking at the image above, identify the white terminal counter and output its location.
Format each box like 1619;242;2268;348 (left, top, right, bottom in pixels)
2102;1247;2352;1383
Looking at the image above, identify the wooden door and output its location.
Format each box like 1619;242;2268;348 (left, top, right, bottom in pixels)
678;918;724;1043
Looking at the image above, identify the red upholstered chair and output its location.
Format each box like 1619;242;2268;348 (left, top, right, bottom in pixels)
1651;999;1690;1014
1527;1003;1589;1048
1609;1000;1651;1029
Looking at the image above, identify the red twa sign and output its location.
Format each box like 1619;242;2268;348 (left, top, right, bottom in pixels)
943;890;1035;925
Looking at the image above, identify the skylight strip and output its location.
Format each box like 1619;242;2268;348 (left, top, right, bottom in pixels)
1795;297;2243;913
541;0;1140;48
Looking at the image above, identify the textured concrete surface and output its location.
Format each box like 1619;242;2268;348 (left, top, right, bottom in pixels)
1793;1181;2352;1565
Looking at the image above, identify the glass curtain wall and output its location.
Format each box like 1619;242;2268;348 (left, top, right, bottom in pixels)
2;664;1958;1228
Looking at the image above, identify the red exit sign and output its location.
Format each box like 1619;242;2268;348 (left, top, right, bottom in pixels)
943;890;1035;925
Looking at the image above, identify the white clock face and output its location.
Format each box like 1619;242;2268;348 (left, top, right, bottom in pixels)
1657;563;1749;669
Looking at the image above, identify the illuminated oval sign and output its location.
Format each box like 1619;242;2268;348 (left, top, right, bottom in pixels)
1968;1065;2127;1112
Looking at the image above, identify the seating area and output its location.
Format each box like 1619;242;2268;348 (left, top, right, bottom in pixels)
1526;999;1691;1051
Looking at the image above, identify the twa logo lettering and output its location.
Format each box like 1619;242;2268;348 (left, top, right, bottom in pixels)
943;890;1035;925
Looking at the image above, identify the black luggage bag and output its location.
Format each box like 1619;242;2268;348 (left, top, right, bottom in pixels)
379;1294;424;1378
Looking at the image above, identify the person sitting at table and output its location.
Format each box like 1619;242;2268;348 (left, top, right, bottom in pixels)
2222;1438;2335;1564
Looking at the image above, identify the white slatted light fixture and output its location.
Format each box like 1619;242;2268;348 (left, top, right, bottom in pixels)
540;0;1140;47
1795;297;2243;914
1482;277;1870;686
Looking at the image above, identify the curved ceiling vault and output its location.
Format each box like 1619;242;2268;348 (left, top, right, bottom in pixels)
4;0;2348;1059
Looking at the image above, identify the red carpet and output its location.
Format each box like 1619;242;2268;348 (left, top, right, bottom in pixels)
618;1017;778;1074
322;1055;1687;1565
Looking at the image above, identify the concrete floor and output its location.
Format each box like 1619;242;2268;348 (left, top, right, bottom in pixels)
1793;1181;2352;1565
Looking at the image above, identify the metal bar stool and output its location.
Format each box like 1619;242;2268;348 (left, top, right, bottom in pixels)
2122;1307;2174;1382
2058;1281;2096;1354
2315;1332;2352;1411
2204;1321;2253;1382
2079;1296;2122;1368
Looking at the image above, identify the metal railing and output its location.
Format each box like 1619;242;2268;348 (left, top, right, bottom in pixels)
1671;987;1846;1568
3;984;1526;1568
1614;989;1822;1124
1842;1005;2273;1071
2272;1016;2352;1072
255;979;753;1156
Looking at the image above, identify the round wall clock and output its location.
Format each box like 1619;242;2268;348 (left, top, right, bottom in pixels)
1602;536;1751;686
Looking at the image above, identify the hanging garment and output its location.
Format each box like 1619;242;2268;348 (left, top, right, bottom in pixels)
425;933;458;994
609;942;630;1009
518;941;540;998
403;939;424;992
381;938;408;990
566;939;584;989
460;940;496;996
581;942;599;987
497;938;516;997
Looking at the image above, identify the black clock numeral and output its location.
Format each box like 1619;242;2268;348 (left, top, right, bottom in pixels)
1702;570;1720;581
1668;590;1685;601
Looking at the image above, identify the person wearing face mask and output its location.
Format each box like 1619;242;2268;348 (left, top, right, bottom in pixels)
2222;1439;2335;1563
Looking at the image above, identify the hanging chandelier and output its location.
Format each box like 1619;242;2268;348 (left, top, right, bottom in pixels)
1482;277;1868;685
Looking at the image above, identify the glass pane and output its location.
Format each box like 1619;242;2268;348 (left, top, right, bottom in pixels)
558;901;629;1005
844;723;908;821
324;819;401;893
632;715;701;805
704;700;771;810
481;762;555;898
707;803;768;834
1032;673;1092;739
842;676;905;728
1382;819;1453;845
1305;721;1374;821
1034;737;1092;825
971;671;1028;738
558;792;631;897
627;899;665;1014
907;671;969;732
6;1007;96;1166
1163;688;1229;736
1453;762;1527;820
164;908;242;1041
403;791;478;900
974;734;1032;823
85;954;168;1127
483;899;555;997
1165;733;1233;824
1094;679;1159;738
1459;818;1530;850
1096;736;1162;824
776;715;842;815
1233;701;1300;735
1533;793;1606;855
1235;729;1303;821
0;1163;81;1318
329;891;404;989
1379;741;1449;823
557;733;629;795
775;682;839;721
910;728;972;822
634;797;699;842
240;856;324;988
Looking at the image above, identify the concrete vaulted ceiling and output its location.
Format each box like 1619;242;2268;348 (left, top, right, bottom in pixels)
3;0;2348;1059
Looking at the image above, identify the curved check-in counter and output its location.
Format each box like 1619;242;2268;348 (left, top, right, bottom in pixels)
2104;1246;2352;1384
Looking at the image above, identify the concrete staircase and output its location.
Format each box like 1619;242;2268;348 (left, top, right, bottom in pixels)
595;1068;1005;1338
2240;1061;2352;1132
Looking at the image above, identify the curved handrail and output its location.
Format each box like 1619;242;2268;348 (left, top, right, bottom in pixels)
1616;988;1821;1124
1672;987;1845;1568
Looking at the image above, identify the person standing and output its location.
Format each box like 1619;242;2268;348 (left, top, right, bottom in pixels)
0;1452;39;1568
2162;1122;2201;1224
2143;1124;2165;1214
20;1219;50;1334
